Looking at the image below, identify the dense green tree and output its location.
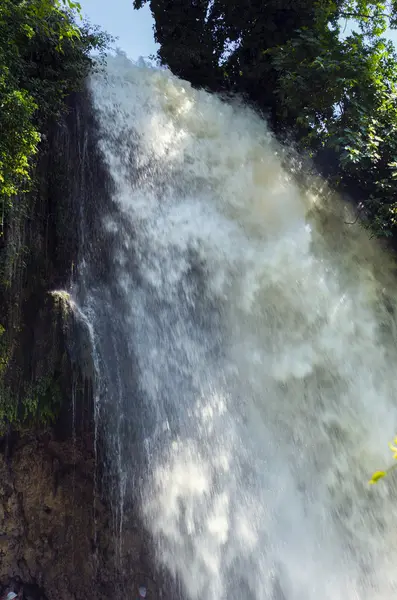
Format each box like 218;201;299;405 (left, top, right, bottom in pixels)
134;0;329;121
269;15;397;235
0;0;111;221
134;0;397;236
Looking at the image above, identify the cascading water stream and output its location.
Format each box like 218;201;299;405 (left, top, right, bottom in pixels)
76;53;397;599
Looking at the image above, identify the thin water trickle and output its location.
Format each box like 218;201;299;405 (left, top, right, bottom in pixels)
69;300;102;573
71;372;77;568
76;53;397;599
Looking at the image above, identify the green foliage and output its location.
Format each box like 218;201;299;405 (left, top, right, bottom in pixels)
0;324;10;379
0;0;112;220
0;374;62;435
0;1;112;436
369;437;397;484
268;19;397;236
22;375;62;424
134;0;397;236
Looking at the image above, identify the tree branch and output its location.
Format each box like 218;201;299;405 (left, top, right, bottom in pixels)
339;10;392;20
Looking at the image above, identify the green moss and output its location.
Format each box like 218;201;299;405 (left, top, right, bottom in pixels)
0;389;18;435
0;374;62;435
49;290;73;316
22;374;62;424
0;324;11;379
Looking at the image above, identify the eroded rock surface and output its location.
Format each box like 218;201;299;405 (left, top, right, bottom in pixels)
0;430;160;600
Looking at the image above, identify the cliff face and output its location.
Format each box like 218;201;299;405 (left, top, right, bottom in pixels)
0;88;162;600
0;428;159;600
0;430;99;599
0;89;86;435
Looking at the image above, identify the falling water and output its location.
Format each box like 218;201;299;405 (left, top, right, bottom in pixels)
77;53;397;599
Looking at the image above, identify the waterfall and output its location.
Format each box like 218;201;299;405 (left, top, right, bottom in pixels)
76;53;397;599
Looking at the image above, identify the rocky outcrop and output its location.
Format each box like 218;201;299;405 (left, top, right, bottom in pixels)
0;431;97;599
0;427;161;600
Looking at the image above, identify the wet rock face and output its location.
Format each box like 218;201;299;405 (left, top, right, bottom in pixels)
0;432;97;599
0;431;156;600
0;88;147;600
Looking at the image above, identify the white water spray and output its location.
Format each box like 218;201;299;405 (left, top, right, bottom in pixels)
86;54;397;599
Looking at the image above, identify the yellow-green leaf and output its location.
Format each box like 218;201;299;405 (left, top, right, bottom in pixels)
369;470;387;484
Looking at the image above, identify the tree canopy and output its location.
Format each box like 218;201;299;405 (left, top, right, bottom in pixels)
0;0;111;220
134;0;397;237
